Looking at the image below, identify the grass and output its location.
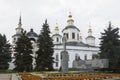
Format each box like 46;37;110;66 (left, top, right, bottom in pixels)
0;69;17;73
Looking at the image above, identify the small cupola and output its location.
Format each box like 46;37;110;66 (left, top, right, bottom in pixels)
67;12;74;25
52;22;62;44
54;22;59;34
88;25;92;36
86;24;95;46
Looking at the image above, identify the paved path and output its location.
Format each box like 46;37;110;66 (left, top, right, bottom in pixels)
11;74;21;80
0;74;11;80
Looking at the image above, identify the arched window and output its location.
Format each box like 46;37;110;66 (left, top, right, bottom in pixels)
56;62;58;67
77;34;79;40
13;38;16;43
72;33;75;39
75;53;78;60
14;38;16;41
56;37;59;42
56;54;59;67
30;38;36;42
17;38;20;41
56;54;59;61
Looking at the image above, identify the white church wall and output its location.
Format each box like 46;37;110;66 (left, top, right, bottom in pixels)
53;45;99;68
86;37;95;46
53;50;62;69
52;36;62;44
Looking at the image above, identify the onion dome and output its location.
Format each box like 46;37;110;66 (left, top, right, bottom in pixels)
80;33;82;42
80;33;82;39
55;22;59;30
67;12;74;23
88;25;92;33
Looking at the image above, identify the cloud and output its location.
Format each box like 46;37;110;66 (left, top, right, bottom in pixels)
0;0;120;45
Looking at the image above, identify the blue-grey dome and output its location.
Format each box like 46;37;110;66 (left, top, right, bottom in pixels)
62;25;80;32
52;34;62;37
26;29;38;37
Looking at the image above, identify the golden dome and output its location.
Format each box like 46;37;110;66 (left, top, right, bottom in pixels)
88;25;92;33
80;33;82;39
68;12;72;19
67;11;74;23
55;22;59;30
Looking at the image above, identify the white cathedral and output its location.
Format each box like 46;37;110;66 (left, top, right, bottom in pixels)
11;12;99;69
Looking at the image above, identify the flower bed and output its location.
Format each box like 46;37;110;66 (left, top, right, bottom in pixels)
44;72;103;78
18;72;120;80
19;72;43;80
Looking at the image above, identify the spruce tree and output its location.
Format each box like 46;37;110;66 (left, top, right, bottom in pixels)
99;22;120;68
0;34;11;70
35;20;54;71
14;32;33;72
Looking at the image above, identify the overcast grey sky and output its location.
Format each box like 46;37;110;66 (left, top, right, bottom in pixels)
0;0;120;45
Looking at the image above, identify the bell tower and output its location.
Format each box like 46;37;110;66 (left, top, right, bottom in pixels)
12;14;24;43
16;15;23;34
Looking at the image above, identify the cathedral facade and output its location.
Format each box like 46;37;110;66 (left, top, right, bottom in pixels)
11;12;99;69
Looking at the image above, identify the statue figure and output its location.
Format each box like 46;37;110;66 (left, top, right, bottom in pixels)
62;35;67;51
60;35;69;73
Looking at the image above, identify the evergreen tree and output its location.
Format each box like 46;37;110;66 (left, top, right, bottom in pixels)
35;20;54;71
99;22;120;68
14;32;33;72
0;34;11;69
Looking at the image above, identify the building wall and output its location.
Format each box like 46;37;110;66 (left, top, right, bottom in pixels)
53;45;99;69
11;34;99;70
52;35;62;44
86;37;95;46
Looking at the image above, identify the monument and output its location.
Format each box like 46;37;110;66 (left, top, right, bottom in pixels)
72;54;109;69
60;35;69;73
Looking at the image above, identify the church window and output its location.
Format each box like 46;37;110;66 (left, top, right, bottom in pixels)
56;37;59;42
66;33;68;39
56;54;59;61
72;33;75;39
75;53;78;60
77;34;79;40
56;62;58;67
14;38;16;41
63;33;65;36
17;38;20;41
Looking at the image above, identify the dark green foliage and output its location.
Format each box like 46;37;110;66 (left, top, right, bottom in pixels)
0;34;11;70
35;20;54;71
14;32;33;72
94;68;120;73
99;22;120;68
92;54;99;59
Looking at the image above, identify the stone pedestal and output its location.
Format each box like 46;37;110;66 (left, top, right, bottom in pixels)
61;51;69;73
